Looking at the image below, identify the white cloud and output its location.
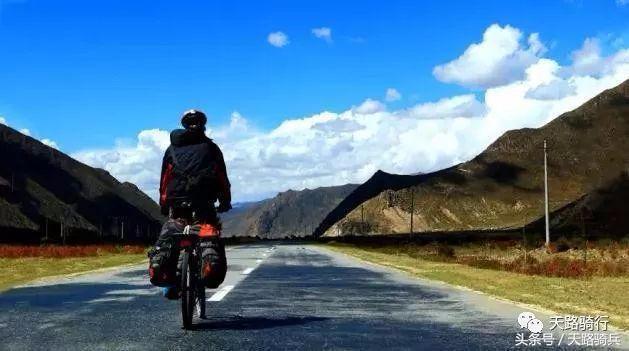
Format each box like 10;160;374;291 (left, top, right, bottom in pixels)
571;38;604;76
267;31;289;48
209;111;255;141
568;37;629;78
385;88;402;102
74;129;170;200
353;99;386;114
433;24;546;88
525;79;576;100
0;116;6;125
404;94;485;119
73;26;629;203
19;128;31;136
41;139;59;149
312;27;332;43
617;0;629;6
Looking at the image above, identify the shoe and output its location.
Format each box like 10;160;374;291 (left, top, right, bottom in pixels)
162;286;180;300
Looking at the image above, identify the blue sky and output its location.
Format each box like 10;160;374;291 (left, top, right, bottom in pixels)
1;0;627;151
1;1;628;201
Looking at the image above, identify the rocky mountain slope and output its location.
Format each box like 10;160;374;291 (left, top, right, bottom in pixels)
530;171;629;238
221;184;357;239
315;79;629;236
0;125;164;243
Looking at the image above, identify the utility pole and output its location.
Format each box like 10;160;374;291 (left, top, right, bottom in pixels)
410;189;414;235
522;219;527;263
544;140;550;247
45;218;49;242
10;172;14;193
121;220;125;241
361;205;365;234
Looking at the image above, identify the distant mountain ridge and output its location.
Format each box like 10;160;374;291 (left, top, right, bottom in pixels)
221;184;358;239
315;79;629;236
0;125;164;243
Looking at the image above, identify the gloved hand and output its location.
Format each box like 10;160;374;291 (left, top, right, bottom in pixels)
217;202;232;213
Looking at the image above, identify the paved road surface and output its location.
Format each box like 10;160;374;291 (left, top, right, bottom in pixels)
0;243;625;350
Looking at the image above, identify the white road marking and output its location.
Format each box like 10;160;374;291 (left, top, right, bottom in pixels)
88;296;135;304
207;285;235;302
105;289;158;296
242;267;255;275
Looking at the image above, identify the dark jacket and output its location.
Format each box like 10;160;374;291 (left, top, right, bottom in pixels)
159;129;231;213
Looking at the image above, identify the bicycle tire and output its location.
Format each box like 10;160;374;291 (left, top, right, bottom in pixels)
180;251;194;329
197;270;206;319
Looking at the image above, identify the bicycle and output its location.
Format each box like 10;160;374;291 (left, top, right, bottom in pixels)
172;228;206;329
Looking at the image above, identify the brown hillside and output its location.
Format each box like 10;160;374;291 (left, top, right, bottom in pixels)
0;125;165;243
316;79;629;236
221;184;358;239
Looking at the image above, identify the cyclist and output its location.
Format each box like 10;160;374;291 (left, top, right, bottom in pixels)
149;109;231;298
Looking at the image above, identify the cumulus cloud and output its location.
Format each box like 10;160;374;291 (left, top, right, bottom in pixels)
385;88;402;102
404;94;485;119
569;37;629;77
74;25;629;203
267;31;289;48
0;116;5;125
353;99;386;114
41;139;59;149
525;79;577;100
210;111;255;141
74;129;170;200
312;27;332;43
19;128;31;136
433;24;546;88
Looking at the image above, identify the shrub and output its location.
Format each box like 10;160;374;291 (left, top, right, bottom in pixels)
0;244;147;258
436;243;455;259
595;259;628;277
555;237;571;252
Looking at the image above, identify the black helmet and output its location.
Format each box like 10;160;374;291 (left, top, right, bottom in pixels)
181;109;207;130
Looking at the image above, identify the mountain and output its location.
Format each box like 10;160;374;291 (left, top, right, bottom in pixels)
315;79;629;237
221;184;358;239
530;171;629;238
0;125;165;243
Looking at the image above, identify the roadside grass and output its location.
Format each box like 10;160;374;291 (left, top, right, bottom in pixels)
0;245;148;291
326;242;629;330
0;244;146;258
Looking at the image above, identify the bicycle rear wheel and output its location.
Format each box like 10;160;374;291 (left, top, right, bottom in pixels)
180;251;195;329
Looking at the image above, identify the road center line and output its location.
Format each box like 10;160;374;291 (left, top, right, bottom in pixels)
207;285;235;302
242;267;255;275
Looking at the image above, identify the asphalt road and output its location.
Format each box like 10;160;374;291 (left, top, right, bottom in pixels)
0;243;625;350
